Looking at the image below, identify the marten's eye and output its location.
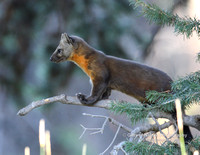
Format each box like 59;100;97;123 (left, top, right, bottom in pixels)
57;49;62;57
57;49;62;53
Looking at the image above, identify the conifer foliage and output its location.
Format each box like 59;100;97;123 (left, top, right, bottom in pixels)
110;0;200;154
131;0;200;38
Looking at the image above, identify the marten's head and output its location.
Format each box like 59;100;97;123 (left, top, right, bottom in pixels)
50;33;83;63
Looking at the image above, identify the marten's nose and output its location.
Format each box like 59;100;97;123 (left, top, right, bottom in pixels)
50;56;53;61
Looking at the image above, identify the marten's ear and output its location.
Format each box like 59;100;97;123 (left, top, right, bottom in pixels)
61;33;67;42
62;33;78;49
61;33;72;44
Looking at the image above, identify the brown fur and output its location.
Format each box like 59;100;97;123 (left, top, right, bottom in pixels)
50;33;172;105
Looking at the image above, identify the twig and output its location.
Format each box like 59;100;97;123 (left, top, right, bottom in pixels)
155;133;158;144
110;141;128;155
149;132;156;144
149;112;170;142
79;124;103;139
168;124;178;140
79;125;87;139
108;117;132;133
100;125;121;155
79;113;130;155
79;113;109;139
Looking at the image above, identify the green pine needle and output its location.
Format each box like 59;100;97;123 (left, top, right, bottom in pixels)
110;101;149;124
146;71;200;111
187;137;200;150
124;141;180;155
130;0;200;38
124;137;200;154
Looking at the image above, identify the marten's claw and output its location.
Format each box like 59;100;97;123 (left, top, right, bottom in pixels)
76;93;96;105
76;93;87;102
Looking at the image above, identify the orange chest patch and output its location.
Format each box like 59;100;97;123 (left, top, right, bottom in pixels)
69;54;93;77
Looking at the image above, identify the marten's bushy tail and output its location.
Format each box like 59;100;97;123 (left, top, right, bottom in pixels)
171;110;193;143
183;125;193;143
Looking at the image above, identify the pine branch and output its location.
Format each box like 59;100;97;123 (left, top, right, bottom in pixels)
146;71;200;111
187;137;200;152
110;101;200;130
124;141;180;154
110;101;149;124
110;101;175;123
125;137;200;154
130;0;200;38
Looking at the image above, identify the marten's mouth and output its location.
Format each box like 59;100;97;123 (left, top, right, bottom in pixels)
50;56;65;63
54;58;66;63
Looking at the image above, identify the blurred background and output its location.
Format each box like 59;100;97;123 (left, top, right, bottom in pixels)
0;0;200;154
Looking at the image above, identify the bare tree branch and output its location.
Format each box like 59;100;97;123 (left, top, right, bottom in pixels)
17;94;200;131
129;121;173;137
183;115;200;130
17;94;111;116
153;112;200;131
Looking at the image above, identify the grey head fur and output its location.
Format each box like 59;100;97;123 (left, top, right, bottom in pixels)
50;33;78;63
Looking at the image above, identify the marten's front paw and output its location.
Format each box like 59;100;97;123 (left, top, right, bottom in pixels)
76;93;87;103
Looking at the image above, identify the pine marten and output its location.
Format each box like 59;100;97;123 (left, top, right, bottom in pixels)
50;33;172;105
50;33;193;142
